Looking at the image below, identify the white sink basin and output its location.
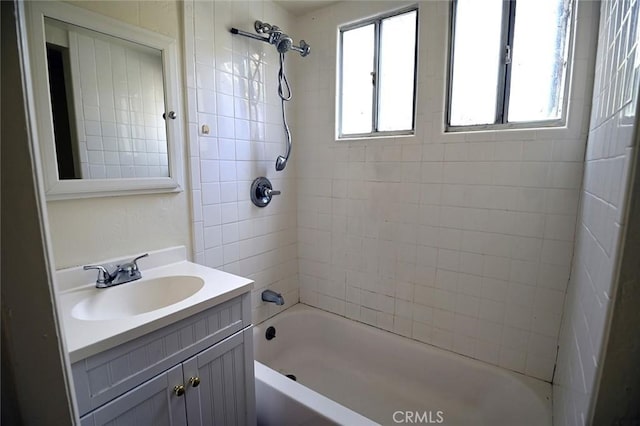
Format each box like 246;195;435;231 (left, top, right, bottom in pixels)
71;275;205;321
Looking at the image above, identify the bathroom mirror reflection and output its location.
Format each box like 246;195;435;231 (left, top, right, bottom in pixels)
25;1;183;200
44;18;169;180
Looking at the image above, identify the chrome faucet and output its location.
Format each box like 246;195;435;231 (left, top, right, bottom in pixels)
262;289;285;306
84;253;148;288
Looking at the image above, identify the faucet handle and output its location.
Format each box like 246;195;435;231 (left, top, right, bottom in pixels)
83;265;111;285
120;253;149;275
251;177;280;207
131;253;149;271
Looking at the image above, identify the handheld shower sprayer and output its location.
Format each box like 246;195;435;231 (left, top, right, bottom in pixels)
276;155;287;171
277;36;293;54
230;21;310;172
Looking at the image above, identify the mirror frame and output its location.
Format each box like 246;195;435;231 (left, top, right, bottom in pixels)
24;1;184;200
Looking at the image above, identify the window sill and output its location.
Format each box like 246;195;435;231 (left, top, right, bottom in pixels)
337;130;415;142
446;119;566;133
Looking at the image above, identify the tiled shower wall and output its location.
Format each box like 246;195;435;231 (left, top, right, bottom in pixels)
182;0;298;324
554;0;640;423
292;0;598;382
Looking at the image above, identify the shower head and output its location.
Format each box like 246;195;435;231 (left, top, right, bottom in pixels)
276;36;293;54
275;155;287;171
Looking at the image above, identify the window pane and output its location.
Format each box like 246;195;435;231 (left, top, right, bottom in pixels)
341;24;374;135
508;0;571;122
622;0;639;119
378;10;417;132
449;0;503;126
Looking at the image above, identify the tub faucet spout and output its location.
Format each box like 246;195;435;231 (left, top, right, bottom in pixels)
262;289;284;306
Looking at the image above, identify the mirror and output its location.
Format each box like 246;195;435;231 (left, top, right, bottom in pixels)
25;2;183;199
44;18;169;180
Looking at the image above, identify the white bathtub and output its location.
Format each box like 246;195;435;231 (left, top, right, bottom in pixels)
254;304;551;426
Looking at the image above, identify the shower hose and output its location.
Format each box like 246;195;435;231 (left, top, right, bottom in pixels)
277;52;292;171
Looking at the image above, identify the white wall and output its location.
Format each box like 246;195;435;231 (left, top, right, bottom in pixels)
182;0;299;324
47;0;191;269
553;0;640;423
292;0;598;382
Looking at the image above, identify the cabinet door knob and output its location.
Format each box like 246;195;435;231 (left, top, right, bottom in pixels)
173;384;185;396
189;376;201;387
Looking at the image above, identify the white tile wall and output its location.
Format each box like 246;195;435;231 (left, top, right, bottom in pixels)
183;0;299;324
554;0;640;423
291;0;598;382
70;30;168;179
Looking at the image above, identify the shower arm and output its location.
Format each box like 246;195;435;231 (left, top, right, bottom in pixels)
230;27;270;44
230;27;311;57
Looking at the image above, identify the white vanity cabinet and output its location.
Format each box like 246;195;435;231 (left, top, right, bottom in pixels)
79;364;186;426
74;294;256;426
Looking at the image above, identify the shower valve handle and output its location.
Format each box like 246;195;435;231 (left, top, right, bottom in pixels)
251;177;280;207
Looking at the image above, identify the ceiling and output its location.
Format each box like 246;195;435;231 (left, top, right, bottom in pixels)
273;0;340;16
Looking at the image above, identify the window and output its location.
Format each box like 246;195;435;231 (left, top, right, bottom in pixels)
338;8;418;138
448;0;574;129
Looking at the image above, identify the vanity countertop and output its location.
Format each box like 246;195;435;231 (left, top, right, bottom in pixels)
56;248;253;363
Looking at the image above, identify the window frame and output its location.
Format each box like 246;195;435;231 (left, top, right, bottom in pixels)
446;0;575;132
337;6;419;139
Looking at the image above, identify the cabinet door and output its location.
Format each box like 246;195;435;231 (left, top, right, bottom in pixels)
83;364;187;426
183;328;256;426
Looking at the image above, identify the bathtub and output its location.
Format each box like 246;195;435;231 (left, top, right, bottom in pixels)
254;304;551;426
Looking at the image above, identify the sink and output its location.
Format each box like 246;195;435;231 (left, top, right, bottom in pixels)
71;276;205;321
